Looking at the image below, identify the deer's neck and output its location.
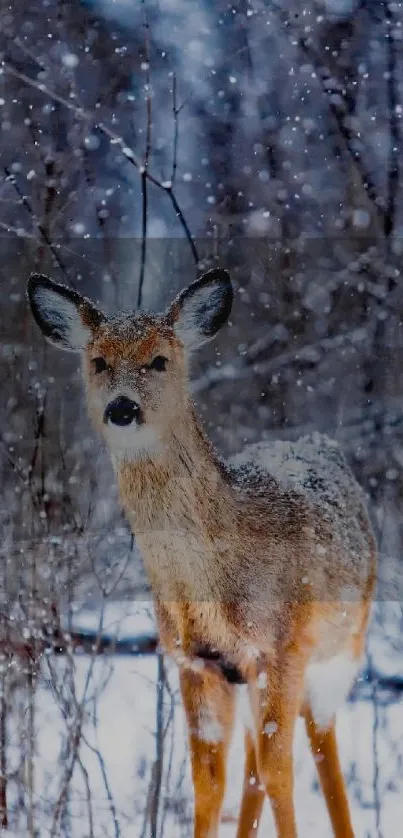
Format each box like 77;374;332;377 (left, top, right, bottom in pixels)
116;407;234;595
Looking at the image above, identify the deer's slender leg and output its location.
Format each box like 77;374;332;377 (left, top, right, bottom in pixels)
304;708;354;838
236;729;265;838
180;667;235;838
252;657;306;838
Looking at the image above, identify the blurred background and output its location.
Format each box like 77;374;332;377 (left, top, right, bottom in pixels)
0;1;403;835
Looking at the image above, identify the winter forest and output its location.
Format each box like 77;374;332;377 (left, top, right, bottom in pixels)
0;0;403;835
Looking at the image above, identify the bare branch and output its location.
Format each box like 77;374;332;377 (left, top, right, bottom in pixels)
2;59;199;266
150;653;165;838
49;602;107;837
77;756;95;838
0;666;8;829
36;156;59;271
138;0;152;310
384;1;399;240
170;74;179;186
82;734;121;838
3;166;70;281
277;13;385;229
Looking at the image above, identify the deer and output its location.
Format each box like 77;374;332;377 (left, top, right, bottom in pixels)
27;268;376;838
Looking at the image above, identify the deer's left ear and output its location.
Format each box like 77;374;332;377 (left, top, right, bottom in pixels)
27;273;105;352
167;268;233;351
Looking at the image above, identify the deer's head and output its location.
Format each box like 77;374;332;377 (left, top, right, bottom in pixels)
27;270;232;461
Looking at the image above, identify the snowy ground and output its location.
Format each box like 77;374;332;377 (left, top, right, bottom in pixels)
5;601;403;837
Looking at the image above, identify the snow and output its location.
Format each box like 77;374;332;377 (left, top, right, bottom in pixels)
263;722;278;737
5;602;403;836
3;2;403;835
230;432;346;502
196;709;224;744
228;433;371;560
62;53;79;69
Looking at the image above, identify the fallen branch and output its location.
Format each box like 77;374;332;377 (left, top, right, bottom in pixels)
0;630;158;661
1;630;401;699
351;666;403;703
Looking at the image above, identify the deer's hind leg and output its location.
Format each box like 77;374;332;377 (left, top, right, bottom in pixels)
236;729;265;838
180;666;235;838
304;708;354;838
303;605;370;837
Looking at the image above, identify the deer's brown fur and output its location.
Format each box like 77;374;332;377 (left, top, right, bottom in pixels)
27;269;377;838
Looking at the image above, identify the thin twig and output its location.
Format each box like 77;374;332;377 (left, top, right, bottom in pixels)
0;220;34;237
150;653;165;838
27;393;46;497
367;650;384;836
49;602;106;837
77;756;94;838
26;660;36;838
159;678;177;838
138;170;148;309
36;156;59;270
280;14;385;229
82;734;120;838
384;1;399;240
138;0;152;310
165;187;199;264
81;143;117;289
0;665;7;829
2;59;199;266
170;74;179;186
3;166;70;281
12;36;48;73
366;478;390;838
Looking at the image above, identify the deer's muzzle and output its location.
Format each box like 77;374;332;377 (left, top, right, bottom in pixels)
103;396;142;427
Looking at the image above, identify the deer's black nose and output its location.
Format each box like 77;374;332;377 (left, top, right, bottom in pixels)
104;396;141;427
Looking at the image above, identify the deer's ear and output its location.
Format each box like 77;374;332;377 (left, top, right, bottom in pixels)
27;274;105;352
168;268;233;351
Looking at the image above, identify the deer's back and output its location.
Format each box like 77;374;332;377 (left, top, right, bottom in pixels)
231;433;359;504
228;432;376;602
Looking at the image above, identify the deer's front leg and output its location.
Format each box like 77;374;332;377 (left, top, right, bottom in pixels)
180;666;235;838
251;654;306;838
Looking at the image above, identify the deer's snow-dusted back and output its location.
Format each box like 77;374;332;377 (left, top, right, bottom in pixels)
27;269;376;838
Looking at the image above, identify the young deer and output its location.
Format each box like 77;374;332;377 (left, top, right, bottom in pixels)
28;269;376;838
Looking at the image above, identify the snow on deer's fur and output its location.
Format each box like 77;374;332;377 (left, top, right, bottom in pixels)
28;269;376;838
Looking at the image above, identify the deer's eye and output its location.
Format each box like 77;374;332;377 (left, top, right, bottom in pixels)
149;355;167;372
92;357;108;374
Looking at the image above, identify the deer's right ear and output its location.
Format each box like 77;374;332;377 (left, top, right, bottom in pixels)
27;274;105;352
